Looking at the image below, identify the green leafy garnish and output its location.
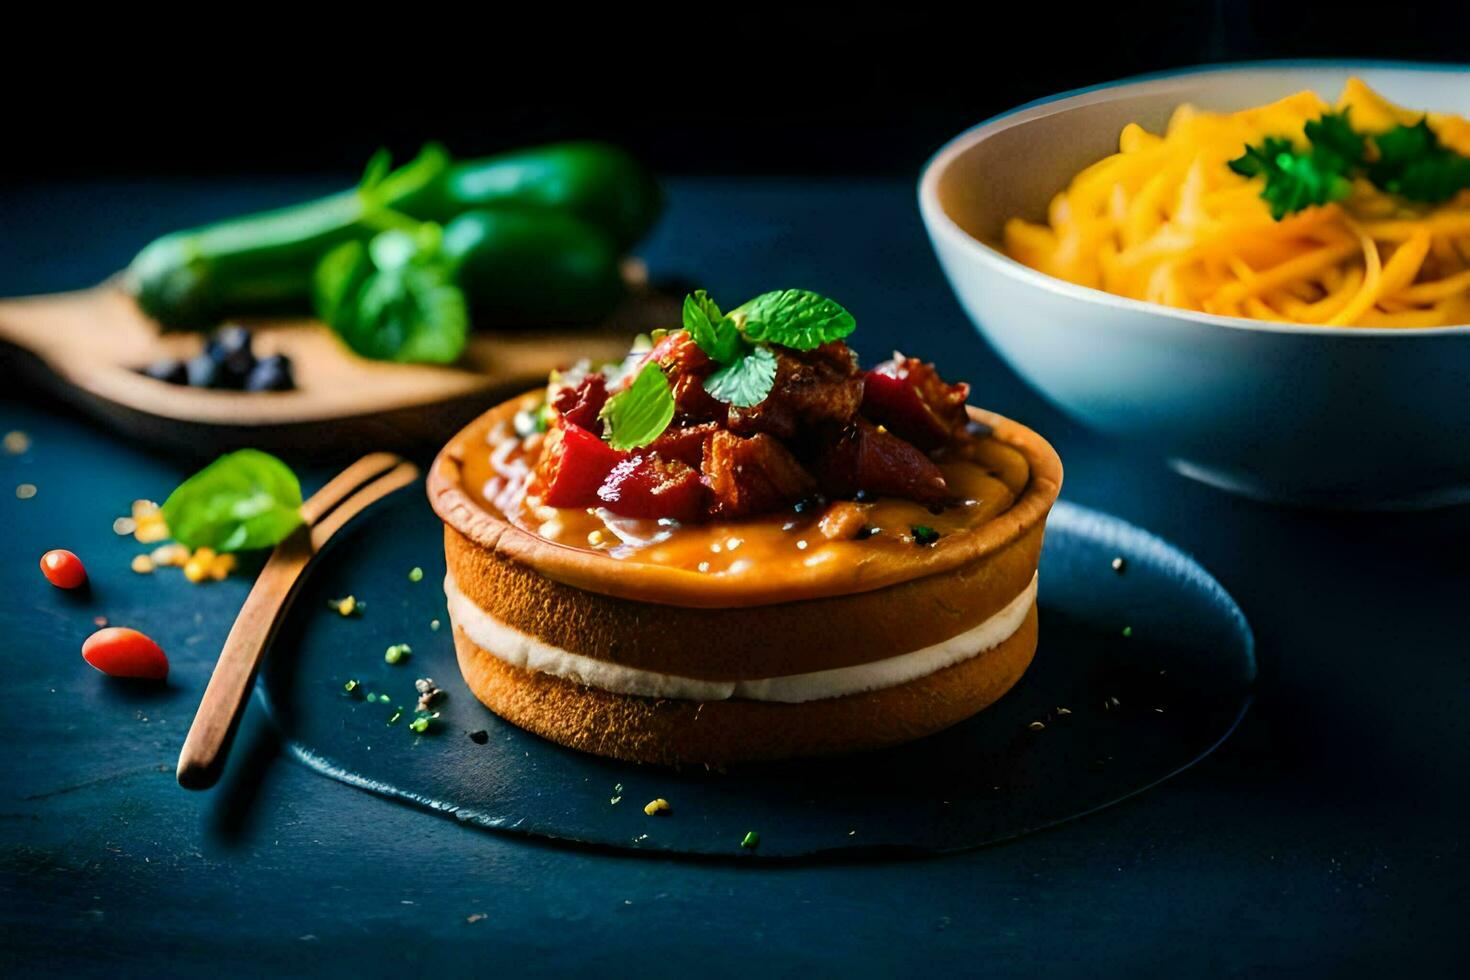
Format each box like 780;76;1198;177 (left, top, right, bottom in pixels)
1232;110;1470;219
704;344;778;408
677;287;855;410
161;449;303;552
600;364;676;450
1369;120;1470;203
740;831;760;850
314;223;468;364
726;289;856;351
682;290;743;363
385;643;411;665
1228;136;1352;220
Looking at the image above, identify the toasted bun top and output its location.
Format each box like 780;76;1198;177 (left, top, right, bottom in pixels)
428;394;1062;609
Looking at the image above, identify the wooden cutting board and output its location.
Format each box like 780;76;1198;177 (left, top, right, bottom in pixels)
0;278;675;458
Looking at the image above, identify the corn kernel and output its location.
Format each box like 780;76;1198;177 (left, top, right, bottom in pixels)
337;596;357;617
131;499;160;519
134;517;169;543
643;798;671;816
130;555;155;574
183;559;208;583
192;547;216;563
151;544;189;566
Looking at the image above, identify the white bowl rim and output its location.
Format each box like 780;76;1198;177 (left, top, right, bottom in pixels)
918;58;1470;339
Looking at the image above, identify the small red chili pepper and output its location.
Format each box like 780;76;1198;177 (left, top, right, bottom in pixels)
538;422;628;508
82;627;169;681
39;549;88;589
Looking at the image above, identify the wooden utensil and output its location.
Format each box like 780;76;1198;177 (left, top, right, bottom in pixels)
0;276;676;457
176;452;421;789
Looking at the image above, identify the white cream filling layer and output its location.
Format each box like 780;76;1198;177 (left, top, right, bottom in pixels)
444;573;1036;705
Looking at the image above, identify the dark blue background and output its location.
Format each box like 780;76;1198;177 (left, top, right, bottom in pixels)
2;177;1467;976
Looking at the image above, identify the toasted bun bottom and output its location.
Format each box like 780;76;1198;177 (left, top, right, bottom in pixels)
453;602;1037;766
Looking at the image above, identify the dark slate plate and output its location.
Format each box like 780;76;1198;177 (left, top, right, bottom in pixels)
260;495;1255;859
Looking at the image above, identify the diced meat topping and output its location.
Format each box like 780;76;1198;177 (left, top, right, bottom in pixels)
702;430;818;518
597;455;706;524
727;343;863;441
552;374;608;434
862;353;971;450
815;421;949;506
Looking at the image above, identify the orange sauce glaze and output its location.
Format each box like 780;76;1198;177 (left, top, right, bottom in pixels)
461;396;1029;582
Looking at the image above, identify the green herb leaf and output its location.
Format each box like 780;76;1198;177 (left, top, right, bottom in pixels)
1229;136;1352;220
911;524;940;546
682;290;744;363
314;224;469;364
161;449;303;552
703;344;778;407
1303;110;1366;171
600;364;676;450
1369;119;1470;203
726;289;856;351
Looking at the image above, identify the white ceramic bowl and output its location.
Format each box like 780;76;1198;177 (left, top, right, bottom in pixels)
920;62;1470;509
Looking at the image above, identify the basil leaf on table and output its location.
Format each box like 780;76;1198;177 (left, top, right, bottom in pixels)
313;224;469;364
704;344;778;408
161;449;304;552
600;364;676;450
726;289;855;351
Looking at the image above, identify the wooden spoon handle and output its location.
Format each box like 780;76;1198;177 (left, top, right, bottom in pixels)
176;456;419;790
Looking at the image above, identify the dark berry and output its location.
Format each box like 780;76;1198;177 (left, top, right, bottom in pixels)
245;354;295;392
142;358;188;385
208;326;256;389
185;352;221;388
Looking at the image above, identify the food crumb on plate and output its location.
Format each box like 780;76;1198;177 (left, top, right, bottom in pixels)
15;483;37;499
131;555;155;574
3;430;30;455
1111;556;1126;573
643;798;671;816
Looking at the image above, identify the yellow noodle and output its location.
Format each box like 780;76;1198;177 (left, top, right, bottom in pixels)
1002;79;1470;327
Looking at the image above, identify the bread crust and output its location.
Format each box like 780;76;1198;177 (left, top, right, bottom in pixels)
453;603;1038;766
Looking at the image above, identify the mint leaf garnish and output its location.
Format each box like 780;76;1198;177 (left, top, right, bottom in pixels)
683;290;744;364
726;289;855;351
704;344;778;408
600;364;676;450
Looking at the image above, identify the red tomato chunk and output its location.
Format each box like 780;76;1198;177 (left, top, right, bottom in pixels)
538;423;629;508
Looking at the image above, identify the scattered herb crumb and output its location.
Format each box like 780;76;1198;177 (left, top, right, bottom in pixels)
387;708;403;725
408;566;424;582
430;619;442;631
1121;626;1133;638
414;677;443;711
1111;556;1126;573
409;715;431;733
643;798;671;816
468;730;489;744
16;483;37;499
911;524;940;546
343;679;361;696
384;643;411;665
740;831;760;850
